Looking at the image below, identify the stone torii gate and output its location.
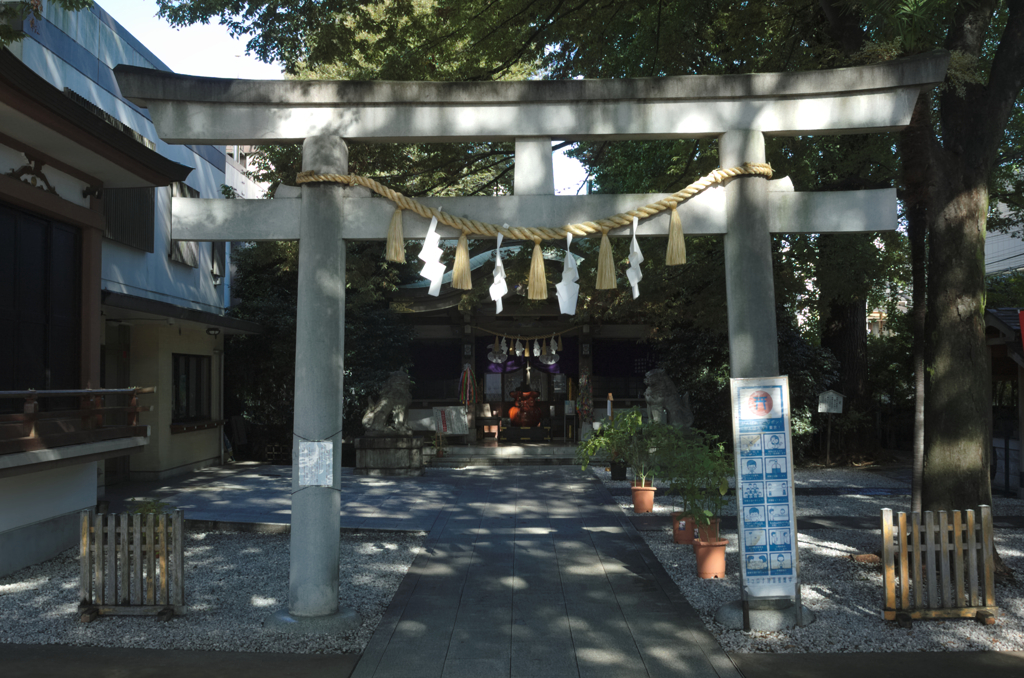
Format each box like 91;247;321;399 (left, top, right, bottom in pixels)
115;51;948;627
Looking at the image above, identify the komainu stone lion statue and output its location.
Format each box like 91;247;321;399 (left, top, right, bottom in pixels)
362;370;412;434
644;368;694;430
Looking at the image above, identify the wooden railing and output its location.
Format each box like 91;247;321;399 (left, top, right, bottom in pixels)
0;387;154;456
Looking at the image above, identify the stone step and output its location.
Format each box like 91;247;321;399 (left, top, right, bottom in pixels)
425;443;581;467
428;456;579;467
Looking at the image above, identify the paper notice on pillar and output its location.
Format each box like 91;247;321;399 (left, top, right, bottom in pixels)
730;375;799;600
298;441;333;487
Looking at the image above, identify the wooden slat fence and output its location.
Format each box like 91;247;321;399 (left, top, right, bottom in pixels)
79;509;185;621
881;506;997;624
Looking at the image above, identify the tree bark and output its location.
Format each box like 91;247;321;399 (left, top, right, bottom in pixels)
921;157;993;512
900;96;933;515
918;0;1024;513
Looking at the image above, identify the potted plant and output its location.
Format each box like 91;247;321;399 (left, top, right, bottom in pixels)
585;421;629;480
664;430;731;576
577;408;672;513
662;448;697;544
660;428;717;543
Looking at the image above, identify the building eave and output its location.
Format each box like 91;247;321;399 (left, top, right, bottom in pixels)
0;49;192;188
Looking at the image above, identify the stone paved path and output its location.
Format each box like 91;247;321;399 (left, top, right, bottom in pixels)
352;467;740;678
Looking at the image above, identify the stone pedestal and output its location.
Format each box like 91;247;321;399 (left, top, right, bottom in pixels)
714;599;815;631
355;436;424;476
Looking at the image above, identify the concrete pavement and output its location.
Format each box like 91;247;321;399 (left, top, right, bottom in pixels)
352;467;737;678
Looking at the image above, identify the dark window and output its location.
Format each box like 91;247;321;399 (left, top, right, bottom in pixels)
169;182;199;267
0;203;81;412
592;340;656;398
212;241;225;283
103;187;155;252
171;353;211;422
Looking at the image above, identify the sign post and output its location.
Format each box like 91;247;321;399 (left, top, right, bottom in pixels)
730;376;803;630
817;389;844;466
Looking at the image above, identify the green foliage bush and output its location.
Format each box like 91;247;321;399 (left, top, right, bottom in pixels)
661;429;731;526
576;407;671;487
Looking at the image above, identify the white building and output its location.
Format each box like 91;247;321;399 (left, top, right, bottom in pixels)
0;2;262;575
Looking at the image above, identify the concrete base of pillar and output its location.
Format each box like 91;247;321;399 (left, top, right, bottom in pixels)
714;599;815;631
355;437;424;476
264;607;361;633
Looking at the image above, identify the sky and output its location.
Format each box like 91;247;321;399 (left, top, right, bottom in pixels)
95;1;588;195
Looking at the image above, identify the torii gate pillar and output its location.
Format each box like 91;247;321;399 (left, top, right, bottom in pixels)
722;130;778;379
269;134;361;629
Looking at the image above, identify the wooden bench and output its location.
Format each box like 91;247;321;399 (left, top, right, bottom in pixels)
881;506;998;626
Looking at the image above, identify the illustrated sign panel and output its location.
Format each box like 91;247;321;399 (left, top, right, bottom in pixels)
731;376;799;599
298;441;333;487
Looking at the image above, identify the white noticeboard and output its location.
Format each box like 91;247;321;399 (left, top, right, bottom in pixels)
817;389;844;414
432;406;469;435
298;441;334;487
730;376;800;600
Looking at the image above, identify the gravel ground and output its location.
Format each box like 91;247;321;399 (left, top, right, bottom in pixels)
4;465;1022;655
0;530;423;654
598;465;1024;652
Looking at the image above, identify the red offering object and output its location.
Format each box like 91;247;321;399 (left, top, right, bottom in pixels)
509;386;542;427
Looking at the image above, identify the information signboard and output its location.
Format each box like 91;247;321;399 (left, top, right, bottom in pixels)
730;376;800;600
432;406;469;435
817;389;844;414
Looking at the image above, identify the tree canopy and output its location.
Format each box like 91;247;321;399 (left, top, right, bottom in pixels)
0;0;93;48
159;0;1024;515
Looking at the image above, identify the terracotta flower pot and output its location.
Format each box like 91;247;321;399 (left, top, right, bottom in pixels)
671;512;696;544
694;538;728;579
630;483;656;514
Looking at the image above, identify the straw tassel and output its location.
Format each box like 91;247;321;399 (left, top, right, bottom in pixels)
557;335;563;352
528;238;548;300
385;208;406;263
492;336;500;353
452;233;472;290
665;204;686;265
596;231;617;289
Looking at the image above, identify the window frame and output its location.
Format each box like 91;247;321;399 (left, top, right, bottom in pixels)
171;353;212;423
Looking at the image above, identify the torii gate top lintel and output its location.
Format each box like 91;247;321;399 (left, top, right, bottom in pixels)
113;50;949;145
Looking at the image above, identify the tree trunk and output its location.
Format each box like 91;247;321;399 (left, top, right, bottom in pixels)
922;156;993;512
900;96;932;515
818;231;873;458
820;294;868;410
